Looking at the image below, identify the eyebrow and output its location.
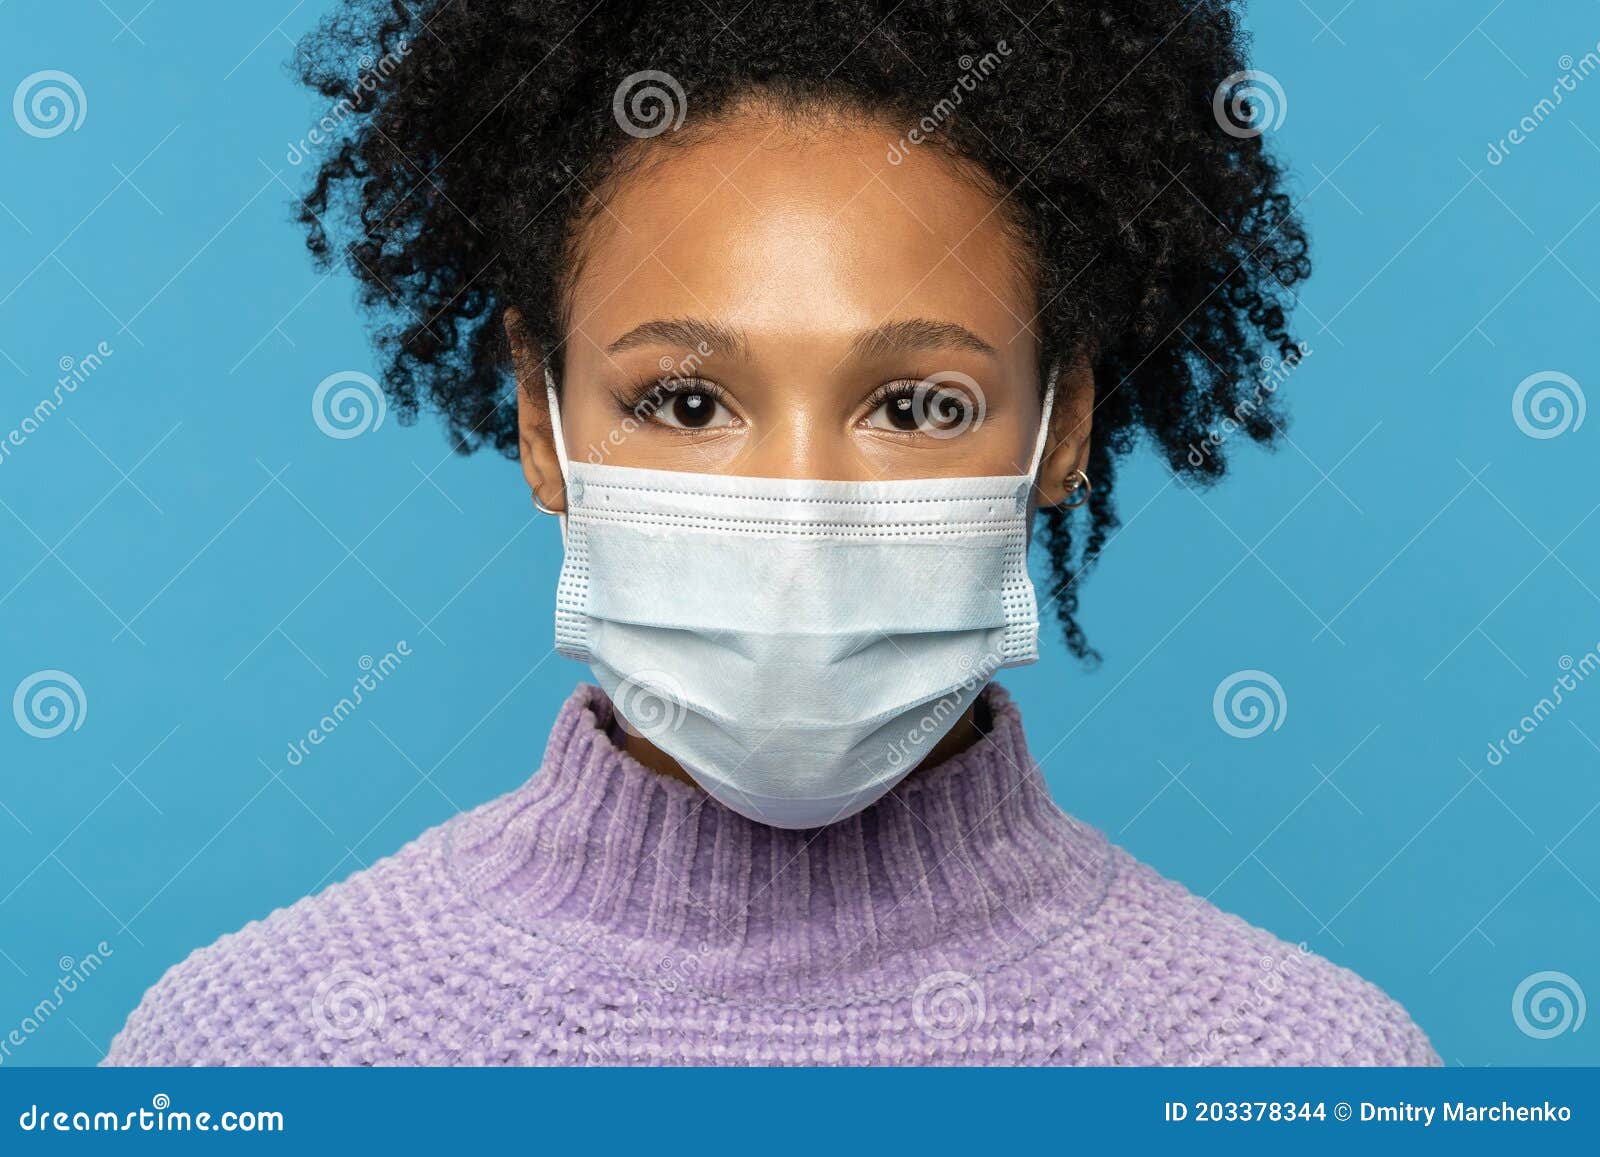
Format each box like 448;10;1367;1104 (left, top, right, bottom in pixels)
849;318;998;360
605;318;748;357
603;315;999;360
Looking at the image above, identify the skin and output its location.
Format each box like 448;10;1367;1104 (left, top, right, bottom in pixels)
509;105;1093;786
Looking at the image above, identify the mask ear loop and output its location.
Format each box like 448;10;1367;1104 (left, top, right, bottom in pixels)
1000;363;1061;663
543;366;572;541
1027;363;1060;480
1014;362;1060;559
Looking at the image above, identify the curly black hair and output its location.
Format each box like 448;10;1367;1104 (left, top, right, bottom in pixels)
292;0;1310;660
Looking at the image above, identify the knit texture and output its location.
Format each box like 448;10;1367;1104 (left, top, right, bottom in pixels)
104;684;1438;1066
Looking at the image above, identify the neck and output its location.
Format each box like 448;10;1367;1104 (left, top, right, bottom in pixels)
618;700;993;790
448;683;1112;1002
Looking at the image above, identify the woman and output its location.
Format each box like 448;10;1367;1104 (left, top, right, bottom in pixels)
106;0;1437;1065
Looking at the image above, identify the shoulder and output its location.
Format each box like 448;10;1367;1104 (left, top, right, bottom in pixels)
1065;848;1439;1066
101;822;529;1066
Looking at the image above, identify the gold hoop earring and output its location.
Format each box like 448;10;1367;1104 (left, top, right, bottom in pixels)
1060;468;1091;510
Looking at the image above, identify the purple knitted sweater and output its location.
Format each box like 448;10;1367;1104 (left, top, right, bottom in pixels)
104;684;1437;1066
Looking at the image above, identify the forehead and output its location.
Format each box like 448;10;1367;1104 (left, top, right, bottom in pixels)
564;114;1035;347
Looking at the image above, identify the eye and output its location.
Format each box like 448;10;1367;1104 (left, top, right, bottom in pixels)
863;380;983;436
867;388;923;432
649;383;736;431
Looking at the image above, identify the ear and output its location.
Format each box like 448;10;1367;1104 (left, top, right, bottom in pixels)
1034;353;1094;508
506;307;567;514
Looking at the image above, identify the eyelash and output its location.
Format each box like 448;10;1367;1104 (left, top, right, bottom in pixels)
608;376;955;435
611;377;733;420
859;380;924;418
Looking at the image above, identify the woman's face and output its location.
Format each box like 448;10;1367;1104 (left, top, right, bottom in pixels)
514;110;1090;501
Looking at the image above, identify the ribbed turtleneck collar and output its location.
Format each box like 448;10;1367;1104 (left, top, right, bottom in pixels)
447;683;1111;1004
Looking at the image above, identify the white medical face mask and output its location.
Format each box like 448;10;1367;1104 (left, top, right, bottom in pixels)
544;368;1056;829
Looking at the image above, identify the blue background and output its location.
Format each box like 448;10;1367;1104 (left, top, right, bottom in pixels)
1;1;1596;1067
